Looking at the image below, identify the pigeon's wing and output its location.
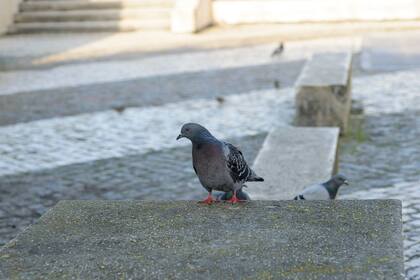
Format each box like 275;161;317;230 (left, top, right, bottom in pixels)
299;184;330;200
223;142;252;183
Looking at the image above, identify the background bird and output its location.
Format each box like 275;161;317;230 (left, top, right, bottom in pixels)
176;123;263;204
293;174;349;200
271;42;284;57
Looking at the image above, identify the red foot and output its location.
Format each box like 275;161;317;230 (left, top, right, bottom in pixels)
199;194;214;205
227;192;240;204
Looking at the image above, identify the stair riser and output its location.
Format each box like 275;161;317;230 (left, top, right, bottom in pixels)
8;21;170;34
21;1;173;12
15;11;170;22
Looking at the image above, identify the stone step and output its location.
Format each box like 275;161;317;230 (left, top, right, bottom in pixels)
0;200;404;279
8;19;170;33
249;126;339;200
295;51;352;134
15;8;170;23
20;0;174;12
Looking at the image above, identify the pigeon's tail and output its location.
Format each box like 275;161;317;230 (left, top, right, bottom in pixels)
248;176;264;182
247;170;264;182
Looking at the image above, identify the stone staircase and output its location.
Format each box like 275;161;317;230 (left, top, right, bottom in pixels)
8;0;174;33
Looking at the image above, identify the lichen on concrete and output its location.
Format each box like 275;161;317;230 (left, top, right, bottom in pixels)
0;200;403;279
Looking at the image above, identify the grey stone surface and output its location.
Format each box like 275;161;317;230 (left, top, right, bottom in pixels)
295;52;352;133
249;126;339;200
0;200;404;280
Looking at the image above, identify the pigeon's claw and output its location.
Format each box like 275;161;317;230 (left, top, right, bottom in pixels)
199;194;214;205
226;191;241;204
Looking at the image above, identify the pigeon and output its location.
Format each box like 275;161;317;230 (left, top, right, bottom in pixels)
176;123;264;204
293;174;349;200
271;42;284;57
216;186;251;202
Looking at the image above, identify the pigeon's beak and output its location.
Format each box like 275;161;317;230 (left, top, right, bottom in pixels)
343;180;349;186
176;134;184;140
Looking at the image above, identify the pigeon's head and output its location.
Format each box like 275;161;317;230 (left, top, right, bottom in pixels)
331;174;349;188
176;123;213;142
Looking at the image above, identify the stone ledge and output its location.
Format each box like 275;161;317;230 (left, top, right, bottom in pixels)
295;52;353;134
0;200;403;279
249;126;339;200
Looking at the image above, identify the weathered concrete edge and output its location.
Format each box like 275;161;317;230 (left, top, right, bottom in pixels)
295;51;353;87
294;51;353;133
0;204;57;252
249;126;339;200
171;0;213;33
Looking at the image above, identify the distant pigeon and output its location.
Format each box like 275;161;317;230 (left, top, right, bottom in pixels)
216;96;225;104
293;174;349;200
271;42;284;57
177;123;264;204
216;186;251;202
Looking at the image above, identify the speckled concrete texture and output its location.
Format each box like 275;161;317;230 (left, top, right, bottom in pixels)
0;200;404;280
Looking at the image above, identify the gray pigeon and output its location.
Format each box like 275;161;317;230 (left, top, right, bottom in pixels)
293;174;349;200
177;123;264;204
271;42;284;57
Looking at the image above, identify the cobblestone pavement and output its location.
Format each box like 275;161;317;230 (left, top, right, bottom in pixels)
0;133;266;246
340;69;420;279
2;39;355;95
0;88;294;176
0;34;420;279
0;61;303;125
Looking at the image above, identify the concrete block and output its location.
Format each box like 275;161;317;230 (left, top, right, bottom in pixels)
0;200;403;279
171;0;212;33
0;0;21;35
295;52;352;133
249;126;339;200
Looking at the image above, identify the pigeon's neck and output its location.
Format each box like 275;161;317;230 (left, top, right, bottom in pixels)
191;131;219;146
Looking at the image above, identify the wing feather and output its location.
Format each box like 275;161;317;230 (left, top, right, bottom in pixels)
223;142;252;183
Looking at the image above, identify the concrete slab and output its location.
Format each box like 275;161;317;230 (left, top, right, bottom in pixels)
0;200;403;279
249;127;339;200
295;52;352;133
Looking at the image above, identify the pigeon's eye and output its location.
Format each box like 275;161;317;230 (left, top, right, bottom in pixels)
186;128;190;132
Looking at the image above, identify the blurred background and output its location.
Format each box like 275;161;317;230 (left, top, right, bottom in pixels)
0;0;419;278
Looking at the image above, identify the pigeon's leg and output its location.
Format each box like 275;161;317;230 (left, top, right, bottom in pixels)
199;192;214;205
227;190;240;204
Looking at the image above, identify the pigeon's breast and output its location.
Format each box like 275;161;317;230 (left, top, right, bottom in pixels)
193;144;233;191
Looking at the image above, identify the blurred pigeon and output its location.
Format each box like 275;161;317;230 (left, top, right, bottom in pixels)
293;174;349;200
216;96;225;104
177;123;264;204
216;186;251;202
271;42;284;57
